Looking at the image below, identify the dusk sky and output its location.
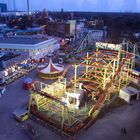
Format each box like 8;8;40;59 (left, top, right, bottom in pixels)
2;0;140;12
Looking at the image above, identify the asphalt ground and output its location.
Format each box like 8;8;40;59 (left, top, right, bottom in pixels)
0;69;140;140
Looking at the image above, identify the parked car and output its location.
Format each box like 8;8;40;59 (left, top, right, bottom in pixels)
13;108;28;122
0;87;6;97
0;78;6;86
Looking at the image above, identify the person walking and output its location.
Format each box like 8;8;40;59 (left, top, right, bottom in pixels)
121;127;127;135
123;128;127;135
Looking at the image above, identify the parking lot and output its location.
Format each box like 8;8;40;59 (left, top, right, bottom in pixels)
0;69;140;140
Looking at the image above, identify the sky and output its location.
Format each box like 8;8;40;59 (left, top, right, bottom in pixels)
1;0;140;12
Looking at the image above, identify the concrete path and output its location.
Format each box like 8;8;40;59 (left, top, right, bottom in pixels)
0;69;140;140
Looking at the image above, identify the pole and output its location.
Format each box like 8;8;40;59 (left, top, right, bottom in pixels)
103;68;107;90
125;59;130;84
61;105;65;133
74;64;78;88
112;60;116;77
75;20;77;47
86;52;89;78
28;92;33;116
117;47;121;70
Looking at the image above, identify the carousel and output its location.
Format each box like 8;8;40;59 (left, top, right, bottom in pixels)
38;59;64;79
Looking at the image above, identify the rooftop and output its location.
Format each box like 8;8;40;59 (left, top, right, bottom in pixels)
0;37;48;45
0;53;20;61
132;66;140;76
122;86;140;95
134;66;140;72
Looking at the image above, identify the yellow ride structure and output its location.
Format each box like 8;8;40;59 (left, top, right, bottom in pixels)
27;41;136;136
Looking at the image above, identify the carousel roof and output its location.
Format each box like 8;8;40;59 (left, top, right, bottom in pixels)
40;59;64;74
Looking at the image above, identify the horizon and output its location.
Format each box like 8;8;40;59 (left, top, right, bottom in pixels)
2;0;140;13
5;10;140;14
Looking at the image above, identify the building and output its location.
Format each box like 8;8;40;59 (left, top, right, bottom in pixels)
0;52;28;70
132;66;140;76
119;86;140;103
0;36;60;61
90;30;107;42
86;19;104;29
0;3;7;12
131;66;140;85
0;52;28;80
46;20;76;40
69;20;76;37
76;22;85;40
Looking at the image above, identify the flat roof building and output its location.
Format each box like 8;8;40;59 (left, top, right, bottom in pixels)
0;3;7;12
119;86;140;103
0;52;29;80
0;52;28;70
0;37;47;45
130;66;140;85
0;36;60;60
132;66;140;76
46;20;76;39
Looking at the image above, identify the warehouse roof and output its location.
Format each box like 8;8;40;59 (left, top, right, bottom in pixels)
0;53;20;61
0;36;58;50
0;37;48;45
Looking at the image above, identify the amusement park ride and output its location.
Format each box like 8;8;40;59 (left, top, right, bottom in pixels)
26;39;136;137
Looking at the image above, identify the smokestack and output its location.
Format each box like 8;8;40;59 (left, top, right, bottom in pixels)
27;0;29;15
13;0;16;12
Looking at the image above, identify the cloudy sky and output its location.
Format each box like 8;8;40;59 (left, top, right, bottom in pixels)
1;0;140;12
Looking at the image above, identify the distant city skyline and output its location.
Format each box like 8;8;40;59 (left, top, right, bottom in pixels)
1;0;140;12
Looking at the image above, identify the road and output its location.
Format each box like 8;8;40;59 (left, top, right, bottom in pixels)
0;69;140;140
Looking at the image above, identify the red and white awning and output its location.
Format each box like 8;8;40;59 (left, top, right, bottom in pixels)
40;59;64;74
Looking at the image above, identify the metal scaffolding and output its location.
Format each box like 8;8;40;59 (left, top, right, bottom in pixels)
27;40;135;136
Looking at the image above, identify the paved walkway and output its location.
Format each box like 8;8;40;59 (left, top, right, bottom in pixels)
78;101;140;140
0;69;140;140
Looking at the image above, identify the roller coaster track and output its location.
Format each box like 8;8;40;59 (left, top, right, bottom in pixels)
84;53;133;129
69;31;89;55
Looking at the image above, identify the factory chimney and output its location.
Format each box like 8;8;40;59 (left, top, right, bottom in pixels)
13;0;16;12
27;0;29;15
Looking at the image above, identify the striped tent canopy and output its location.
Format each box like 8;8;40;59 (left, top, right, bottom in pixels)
40;58;64;74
